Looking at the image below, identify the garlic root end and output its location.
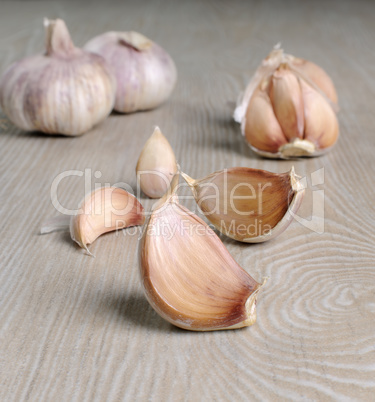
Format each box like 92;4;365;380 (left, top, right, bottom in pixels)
279;138;316;158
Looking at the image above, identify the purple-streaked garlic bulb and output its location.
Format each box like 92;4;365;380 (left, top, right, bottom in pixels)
84;31;177;113
0;18;116;135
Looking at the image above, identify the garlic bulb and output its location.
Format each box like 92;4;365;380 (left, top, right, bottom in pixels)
136;126;177;198
0;18;116;135
140;175;262;331
84;31;177;113
41;187;145;255
234;46;339;158
181;167;304;243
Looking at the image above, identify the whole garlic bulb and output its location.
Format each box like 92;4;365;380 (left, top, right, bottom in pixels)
0;18;116;135
84;31;177;113
234;47;339;158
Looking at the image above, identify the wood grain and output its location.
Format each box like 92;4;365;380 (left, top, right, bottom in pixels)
0;0;374;400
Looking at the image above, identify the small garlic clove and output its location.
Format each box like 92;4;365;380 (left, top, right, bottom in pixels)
270;67;305;140
244;85;288;154
84;31;177;113
140;176;262;331
289;57;338;105
70;187;145;254
181;167;304;243
300;79;339;150
136;126;177;199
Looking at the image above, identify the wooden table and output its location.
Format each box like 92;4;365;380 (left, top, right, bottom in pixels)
1;1;374;400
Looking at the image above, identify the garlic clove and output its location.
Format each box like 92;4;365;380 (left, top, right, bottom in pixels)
140;176;262;331
244;85;288;154
70;187;145;254
269;67;304;141
84;31;177;113
181;167;304;243
0;18;116;136
289;57;338;105
136;126;178;199
300;79;339;150
41;187;145;255
234;47;284;125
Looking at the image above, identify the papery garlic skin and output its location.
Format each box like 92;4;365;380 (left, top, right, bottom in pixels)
0;19;116;135
181;167;304;243
136;126;177;198
140;177;262;331
70;187;145;254
84;31;177;113
234;47;339;158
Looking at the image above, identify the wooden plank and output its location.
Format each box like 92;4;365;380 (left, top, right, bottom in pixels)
0;0;374;400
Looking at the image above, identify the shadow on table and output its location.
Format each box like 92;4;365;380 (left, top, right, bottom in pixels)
97;290;182;334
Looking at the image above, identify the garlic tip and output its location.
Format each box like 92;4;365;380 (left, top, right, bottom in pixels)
83;244;95;258
180;171;195;187
289;166;302;193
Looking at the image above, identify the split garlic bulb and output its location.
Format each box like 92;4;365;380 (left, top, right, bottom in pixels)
0;18;116;135
136;126;177;198
234;47;339;158
84;31;177;113
140;176;262;331
181;167;304;243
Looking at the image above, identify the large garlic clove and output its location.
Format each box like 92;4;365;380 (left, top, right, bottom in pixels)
234;46;339;158
41;187;145;255
136;126;177;199
300;79;339;149
140;177;262;331
0;19;116;136
84;31;177;113
289;57;338;105
244;85;288;154
181;167;304;243
70;187;145;253
269;67;304;141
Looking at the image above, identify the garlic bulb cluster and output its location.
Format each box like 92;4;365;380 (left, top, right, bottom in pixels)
234;47;339;158
41;187;145;255
84;31;177;113
136;126;178;198
140;175;262;331
181;166;304;243
0;19;116;136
